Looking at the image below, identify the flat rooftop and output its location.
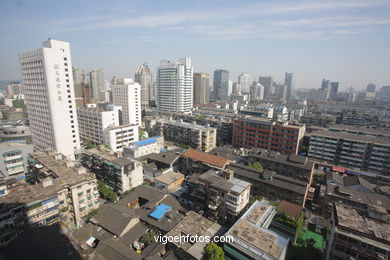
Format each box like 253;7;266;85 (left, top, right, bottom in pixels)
226;200;289;260
155;171;184;185
311;130;390;146
157;119;216;131
335;202;390;246
0;151;96;212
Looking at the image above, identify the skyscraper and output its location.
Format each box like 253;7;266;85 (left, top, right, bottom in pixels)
89;68;104;100
366;83;376;92
213;69;229;101
112;77;141;126
329;82;339;100
135;63;153;108
157;58;193;112
73;66;85;98
250;82;264;101
193;73;210;105
238;73;252;94
258;76;273;99
284;72;294;100
18;39;80;159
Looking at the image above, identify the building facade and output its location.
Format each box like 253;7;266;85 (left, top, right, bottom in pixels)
259;76;273;100
193;72;210;105
238;73;252;94
308;130;390;175
213;69;229;101
135;63;153;108
157;58;193;112
154;119;217;152
232;117;305;155
284;72;294;100
18;39;81;159
111;77;141;126
0;151;100;247
89;68;104;100
103;124;139;152
0;142;34;180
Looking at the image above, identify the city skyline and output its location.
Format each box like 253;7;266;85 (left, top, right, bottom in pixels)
0;0;390;90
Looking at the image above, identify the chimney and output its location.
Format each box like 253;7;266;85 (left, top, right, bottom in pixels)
224;169;234;180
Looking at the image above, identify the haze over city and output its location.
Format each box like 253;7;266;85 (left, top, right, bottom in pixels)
1;0;390;90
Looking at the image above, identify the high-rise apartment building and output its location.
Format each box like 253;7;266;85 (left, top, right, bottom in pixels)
135;63;153;108
366;83;376;92
259;76;273;99
112;77;141;126
89;68;104;100
193;72;210;105
18;39;81;159
284;72;294;100
72;66;85;98
213;69;229;101
157;58;193;112
238;73;252;94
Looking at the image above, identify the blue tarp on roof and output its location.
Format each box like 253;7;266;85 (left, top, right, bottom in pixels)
134;136;160;147
149;204;172;220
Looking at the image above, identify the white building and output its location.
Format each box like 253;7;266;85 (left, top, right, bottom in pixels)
103;124;139;152
238;73;252;94
157;58;193;112
18;39;81;160
123;136;164;159
112;77;141;126
77;103;121;145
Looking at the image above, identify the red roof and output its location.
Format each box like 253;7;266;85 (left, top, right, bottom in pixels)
278;200;303;221
182;149;229;169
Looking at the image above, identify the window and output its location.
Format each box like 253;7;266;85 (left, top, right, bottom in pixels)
64;63;68;66
64;57;67;61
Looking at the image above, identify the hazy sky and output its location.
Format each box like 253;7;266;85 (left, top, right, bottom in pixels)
1;0;389;90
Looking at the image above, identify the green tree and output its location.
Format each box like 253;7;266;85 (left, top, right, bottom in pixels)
139;231;157;245
248;161;263;171
139;129;146;140
97;180;117;202
86;209;98;219
248;195;263;206
204;243;225;260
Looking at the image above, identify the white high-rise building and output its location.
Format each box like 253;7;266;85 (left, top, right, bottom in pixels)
157;58;193;112
135;63;153;108
112;77;141;126
238;73;252;94
18;39;80;159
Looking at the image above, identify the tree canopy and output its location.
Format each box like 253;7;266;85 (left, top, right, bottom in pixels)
204;243;225;260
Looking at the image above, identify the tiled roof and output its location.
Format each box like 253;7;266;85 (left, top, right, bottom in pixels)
182;149;229;168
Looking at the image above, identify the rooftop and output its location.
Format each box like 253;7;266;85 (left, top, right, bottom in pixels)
157;119;216;132
0;151;96;212
182;149;229;169
312;130;390;146
335;202;390;246
139;152;180;166
226;200;289;260
154;171;184;185
277;200;303;222
130;136;162;148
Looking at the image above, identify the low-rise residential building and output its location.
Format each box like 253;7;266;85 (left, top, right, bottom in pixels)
181;149;230;175
138;151;181;179
327;202;390;260
233;117;305;155
73;185;187;260
103;124;139;152
224;200;289;260
77;103;122;144
323;172;390;217
247;150;315;183
153;171;184;191
0;142;34;180
228;163;310;207
188;170;251;219
165;211;225;260
154;119;217;152
0;151;100;247
123;136;164;159
81;147;143;194
300;113;337;127
0;123;32;143
308;129;390;175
